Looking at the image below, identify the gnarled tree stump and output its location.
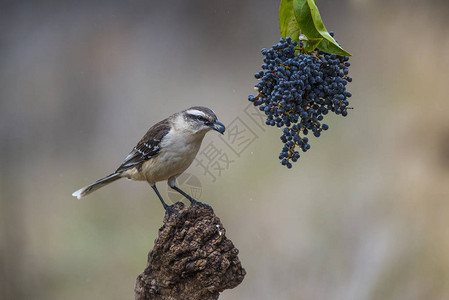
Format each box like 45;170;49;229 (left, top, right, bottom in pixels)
135;202;246;300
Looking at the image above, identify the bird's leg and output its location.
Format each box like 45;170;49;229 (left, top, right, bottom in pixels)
151;184;180;217
170;185;213;212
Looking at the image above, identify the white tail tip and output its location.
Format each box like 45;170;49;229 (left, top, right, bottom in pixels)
72;189;84;199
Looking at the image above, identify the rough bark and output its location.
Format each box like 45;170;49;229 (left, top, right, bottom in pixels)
135;202;246;300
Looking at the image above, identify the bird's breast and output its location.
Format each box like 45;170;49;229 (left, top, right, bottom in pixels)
140;129;206;184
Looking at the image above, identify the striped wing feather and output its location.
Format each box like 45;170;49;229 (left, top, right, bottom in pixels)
115;118;171;173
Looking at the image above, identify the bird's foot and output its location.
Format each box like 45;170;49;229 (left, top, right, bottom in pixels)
165;205;182;217
190;199;214;213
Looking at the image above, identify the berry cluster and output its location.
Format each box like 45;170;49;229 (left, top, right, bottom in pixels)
248;35;352;168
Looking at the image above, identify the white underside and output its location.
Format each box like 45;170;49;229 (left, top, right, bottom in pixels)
123;123;208;186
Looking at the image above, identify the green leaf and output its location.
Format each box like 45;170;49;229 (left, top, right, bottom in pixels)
293;0;351;56
307;0;351;56
293;0;316;38
304;37;322;53
279;0;300;40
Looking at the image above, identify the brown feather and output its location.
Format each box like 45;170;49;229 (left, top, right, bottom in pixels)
115;118;172;173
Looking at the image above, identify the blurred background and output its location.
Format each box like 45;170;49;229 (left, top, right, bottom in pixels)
1;0;449;299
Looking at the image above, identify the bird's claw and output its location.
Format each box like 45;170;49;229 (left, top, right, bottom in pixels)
165;205;182;217
190;199;214;213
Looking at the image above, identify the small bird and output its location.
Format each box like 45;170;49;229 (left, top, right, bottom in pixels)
72;106;225;214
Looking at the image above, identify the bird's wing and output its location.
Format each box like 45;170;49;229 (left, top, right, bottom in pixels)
115;119;172;173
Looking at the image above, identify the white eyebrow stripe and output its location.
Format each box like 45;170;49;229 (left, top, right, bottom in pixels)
185;109;207;117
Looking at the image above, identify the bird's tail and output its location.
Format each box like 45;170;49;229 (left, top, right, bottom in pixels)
72;173;121;199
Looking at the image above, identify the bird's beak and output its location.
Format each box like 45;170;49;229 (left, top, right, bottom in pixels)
211;120;225;134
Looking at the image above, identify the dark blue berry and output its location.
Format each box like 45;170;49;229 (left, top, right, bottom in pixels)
248;34;352;168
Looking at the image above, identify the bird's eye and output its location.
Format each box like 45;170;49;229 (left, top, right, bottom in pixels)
196;115;207;122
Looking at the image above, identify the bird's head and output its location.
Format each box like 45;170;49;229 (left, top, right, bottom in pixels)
180;106;226;135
